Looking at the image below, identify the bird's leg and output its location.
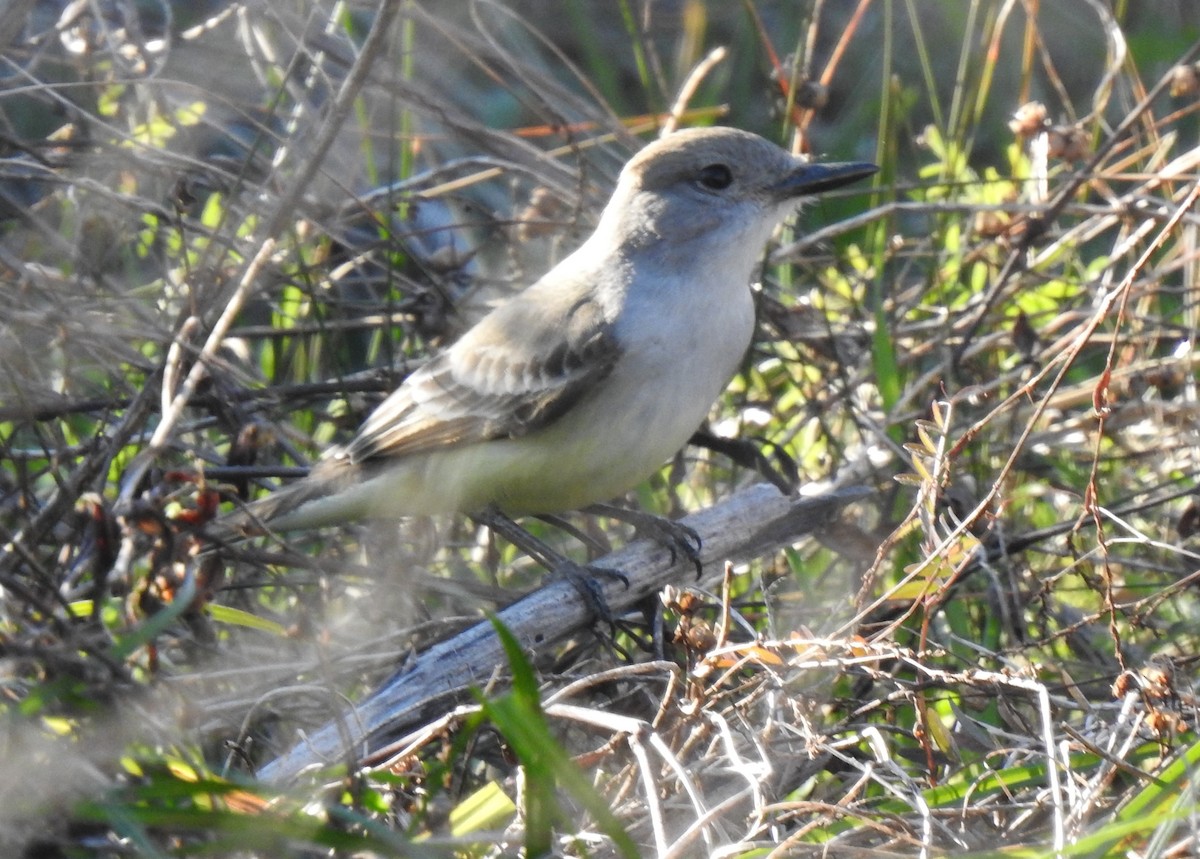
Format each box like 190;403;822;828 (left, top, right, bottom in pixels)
688;429;800;495
472;508;628;627
519;511;667;656
582;502;703;579
529;513;612;557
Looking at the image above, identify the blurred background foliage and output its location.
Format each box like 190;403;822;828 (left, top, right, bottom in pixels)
3;0;1200;856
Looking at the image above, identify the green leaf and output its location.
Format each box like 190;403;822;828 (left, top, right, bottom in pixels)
204;603;288;636
478;617;640;859
449;780;517;837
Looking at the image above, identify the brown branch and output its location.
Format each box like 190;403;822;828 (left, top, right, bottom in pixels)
257;483;870;782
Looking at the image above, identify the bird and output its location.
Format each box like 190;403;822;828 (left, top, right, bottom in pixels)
216;127;876;545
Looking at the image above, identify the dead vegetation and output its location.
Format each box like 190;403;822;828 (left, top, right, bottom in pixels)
2;1;1200;856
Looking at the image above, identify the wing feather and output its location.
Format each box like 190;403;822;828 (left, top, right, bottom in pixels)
341;276;619;463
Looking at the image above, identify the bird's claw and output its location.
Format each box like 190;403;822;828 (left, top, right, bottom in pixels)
651;519;702;578
586;503;703;579
556;561;629;630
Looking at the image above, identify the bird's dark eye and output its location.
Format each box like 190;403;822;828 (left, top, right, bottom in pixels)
696;163;733;190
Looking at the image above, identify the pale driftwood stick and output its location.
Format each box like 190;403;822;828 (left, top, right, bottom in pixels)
259;483;871;783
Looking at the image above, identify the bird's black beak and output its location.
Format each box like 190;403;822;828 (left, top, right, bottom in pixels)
773;161;878;198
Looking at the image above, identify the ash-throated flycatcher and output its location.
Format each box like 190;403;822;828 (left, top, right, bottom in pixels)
222;127;875;533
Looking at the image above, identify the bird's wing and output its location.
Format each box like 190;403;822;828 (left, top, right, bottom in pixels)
342;276;620;463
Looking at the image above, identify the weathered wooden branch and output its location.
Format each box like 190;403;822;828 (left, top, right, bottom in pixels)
259;483;871;782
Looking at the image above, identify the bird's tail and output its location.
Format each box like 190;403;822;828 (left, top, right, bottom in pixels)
204;455;366;543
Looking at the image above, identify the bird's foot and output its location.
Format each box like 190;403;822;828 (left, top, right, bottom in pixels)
553;560;629;630
474;509;628;627
584;503;703;579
